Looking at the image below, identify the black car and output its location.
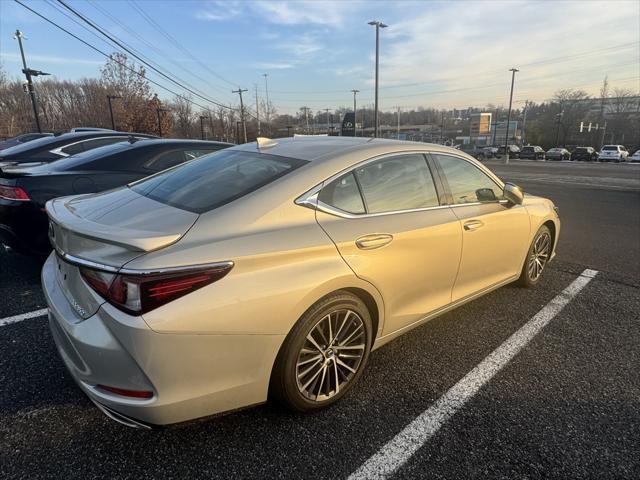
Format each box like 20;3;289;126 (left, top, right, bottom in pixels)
496;145;520;158
458;144;492;160
0;133;54;151
0;138;231;254
572;146;598;161
519;145;545;160
0;131;156;167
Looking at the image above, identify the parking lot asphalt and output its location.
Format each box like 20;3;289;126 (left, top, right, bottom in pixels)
1;160;639;479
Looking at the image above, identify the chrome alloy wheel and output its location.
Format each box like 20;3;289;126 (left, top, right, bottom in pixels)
295;309;366;402
528;231;551;281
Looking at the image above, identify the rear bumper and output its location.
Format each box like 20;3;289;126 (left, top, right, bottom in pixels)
42;253;285;426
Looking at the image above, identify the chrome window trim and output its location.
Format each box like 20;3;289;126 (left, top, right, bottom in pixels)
49;136;132;158
295;149;507;219
54;245;233;276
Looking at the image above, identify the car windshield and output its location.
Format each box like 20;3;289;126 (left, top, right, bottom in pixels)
130;149;308;214
0;134;69;156
47;142;132;171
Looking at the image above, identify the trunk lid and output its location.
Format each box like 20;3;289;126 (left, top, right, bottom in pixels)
46;187;199;319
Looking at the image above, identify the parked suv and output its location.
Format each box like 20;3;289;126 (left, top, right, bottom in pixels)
598;145;628;162
572;147;598;162
519;145;545;160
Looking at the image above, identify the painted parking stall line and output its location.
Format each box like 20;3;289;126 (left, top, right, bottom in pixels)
0;308;48;327
348;268;599;480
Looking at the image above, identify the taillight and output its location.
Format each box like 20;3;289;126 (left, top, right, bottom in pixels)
0;185;30;201
80;263;233;315
96;385;153;399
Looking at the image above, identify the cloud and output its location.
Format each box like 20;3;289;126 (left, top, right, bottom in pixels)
253;62;295;69
196;0;243;21
274;33;323;57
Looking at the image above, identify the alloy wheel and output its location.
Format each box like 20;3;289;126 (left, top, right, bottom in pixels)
295;309;366;402
528;231;551;281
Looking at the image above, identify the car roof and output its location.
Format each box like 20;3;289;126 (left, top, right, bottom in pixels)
232;136;458;162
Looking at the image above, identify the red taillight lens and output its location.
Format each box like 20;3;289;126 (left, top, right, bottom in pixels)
80;264;233;315
96;385;153;399
0;185;30;201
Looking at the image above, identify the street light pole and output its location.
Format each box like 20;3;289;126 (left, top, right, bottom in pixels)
200;115;209;140
351;89;359;136
262;73;270;132
14;30;49;133
368;21;387;138
107;95;121;130
504;67;519;164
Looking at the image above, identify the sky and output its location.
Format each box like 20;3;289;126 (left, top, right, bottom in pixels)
1;0;639;115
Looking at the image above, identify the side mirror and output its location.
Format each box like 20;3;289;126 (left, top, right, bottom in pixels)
503;182;524;205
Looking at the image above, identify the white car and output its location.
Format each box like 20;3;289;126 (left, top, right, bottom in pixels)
629;150;640;162
598;145;628;162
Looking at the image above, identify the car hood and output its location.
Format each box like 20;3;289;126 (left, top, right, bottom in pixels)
46;187;199;267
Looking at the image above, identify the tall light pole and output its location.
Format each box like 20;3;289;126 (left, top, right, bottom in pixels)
254;84;261;136
14;30;49;133
325;108;331;134
107;95;121;130
351;89;359;136
368;20;387;138
504;67;519;164
262;73;270;133
396;106;401;139
200;115;209;140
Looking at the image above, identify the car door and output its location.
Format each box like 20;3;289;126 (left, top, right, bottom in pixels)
314;152;462;335
431;153;530;301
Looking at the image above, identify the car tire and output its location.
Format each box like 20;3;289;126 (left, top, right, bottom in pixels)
270;291;373;412
517;225;552;288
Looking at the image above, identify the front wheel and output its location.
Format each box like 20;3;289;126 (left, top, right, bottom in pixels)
270;291;372;411
517;225;552;287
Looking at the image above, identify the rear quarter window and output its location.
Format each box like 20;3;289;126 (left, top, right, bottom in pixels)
130;150;307;213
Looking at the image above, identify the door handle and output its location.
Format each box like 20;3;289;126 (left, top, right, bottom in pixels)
355;234;393;250
463;220;484;231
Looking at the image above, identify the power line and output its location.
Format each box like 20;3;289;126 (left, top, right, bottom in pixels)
55;0;232;110
13;0;234;113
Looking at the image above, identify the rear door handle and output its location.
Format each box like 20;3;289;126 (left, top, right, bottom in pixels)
463;220;484;231
355;234;393;250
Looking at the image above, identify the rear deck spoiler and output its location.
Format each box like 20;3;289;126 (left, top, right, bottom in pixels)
46;196;183;252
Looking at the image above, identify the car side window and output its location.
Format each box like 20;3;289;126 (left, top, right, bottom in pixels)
318;172;365;214
354;154;439;213
143;150;187;171
434;154;504;204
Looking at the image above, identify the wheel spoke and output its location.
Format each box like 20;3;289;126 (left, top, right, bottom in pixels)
339;323;363;347
335;357;357;374
301;361;325;391
316;364;328;400
298;357;323;379
306;333;324;353
334;344;365;350
297;354;323;367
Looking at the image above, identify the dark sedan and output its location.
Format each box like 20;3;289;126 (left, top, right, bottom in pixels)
0;131;155;167
0;133;54;151
519;145;545;160
0;138;231;254
572;146;598;161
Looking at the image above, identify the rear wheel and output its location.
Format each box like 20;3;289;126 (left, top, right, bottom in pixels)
517;225;552;287
270;291;372;411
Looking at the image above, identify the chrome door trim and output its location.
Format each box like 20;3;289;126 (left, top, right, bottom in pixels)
48;136;131;158
54;245;233;276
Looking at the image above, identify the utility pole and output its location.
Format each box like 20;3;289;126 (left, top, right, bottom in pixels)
232;88;248;143
554;107;564;146
107;95;121;130
301;106;310;134
368;21;387;138
396;106;401;139
351;89;360;136
156;108;167;137
254;84;261;136
440;111;445;143
199;115;209;140
262;73;270;133
504;67;519;164
14;30;49;133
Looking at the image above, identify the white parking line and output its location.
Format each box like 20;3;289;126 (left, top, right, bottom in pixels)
0;308;49;327
348;268;599;480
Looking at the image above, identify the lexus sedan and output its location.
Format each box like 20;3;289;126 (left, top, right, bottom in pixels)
519;145;545;160
0;139;230;254
572;146;598;162
43;137;560;428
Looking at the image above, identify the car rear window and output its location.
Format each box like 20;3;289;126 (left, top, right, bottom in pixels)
602;146;617;151
130;149;307;213
522;147;533;152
